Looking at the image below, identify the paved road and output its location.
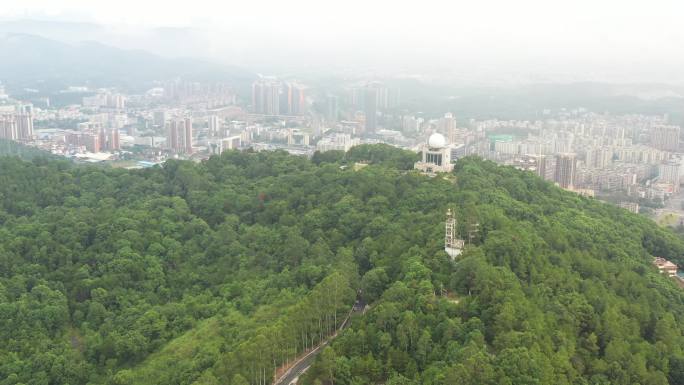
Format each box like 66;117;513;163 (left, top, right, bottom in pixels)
274;302;363;385
275;340;329;385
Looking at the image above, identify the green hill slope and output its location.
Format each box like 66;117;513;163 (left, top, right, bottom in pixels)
0;138;62;161
0;148;683;385
302;156;684;385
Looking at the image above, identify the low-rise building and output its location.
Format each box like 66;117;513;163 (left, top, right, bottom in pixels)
654;257;678;277
618;201;640;214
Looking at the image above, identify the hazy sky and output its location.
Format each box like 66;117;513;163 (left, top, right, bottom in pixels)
2;0;684;83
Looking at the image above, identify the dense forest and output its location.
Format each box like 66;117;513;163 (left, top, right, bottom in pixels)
1;145;684;385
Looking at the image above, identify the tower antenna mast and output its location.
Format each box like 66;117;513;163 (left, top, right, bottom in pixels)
445;208;465;259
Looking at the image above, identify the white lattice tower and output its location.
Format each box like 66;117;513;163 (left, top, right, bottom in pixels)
445;208;464;258
445;208;455;249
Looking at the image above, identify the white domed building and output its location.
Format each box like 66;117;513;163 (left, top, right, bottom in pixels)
414;133;454;173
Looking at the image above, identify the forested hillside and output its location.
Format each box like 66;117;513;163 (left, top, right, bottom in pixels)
0;139;60;160
1;147;684;385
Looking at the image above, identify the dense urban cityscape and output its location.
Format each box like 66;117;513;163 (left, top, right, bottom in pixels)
2;77;684;222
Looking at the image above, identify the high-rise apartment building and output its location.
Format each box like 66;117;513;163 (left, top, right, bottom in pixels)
166;121;179;151
98;128;107;151
364;87;378;134
402;115;420;133
154;110;167;127
326;95;338;122
252;79;281;115
585;147;613;168
0;113;33;141
440;113;455;134
166;118;193;154
651;125;680;152
81;133;100;153
352;83;399;110
106;94;125;109
109;128;120;150
208;115;220;137
555;153;577;189
289;84;306;115
253;80;307;116
17;113;33;140
659;160;681;191
184;117;193;154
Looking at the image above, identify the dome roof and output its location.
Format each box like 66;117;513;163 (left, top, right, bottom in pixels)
428;133;447;148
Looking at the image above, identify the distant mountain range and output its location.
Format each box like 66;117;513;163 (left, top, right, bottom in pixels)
0;19;213;59
0;32;255;94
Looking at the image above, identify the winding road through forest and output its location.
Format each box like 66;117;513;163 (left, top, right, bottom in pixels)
273;300;364;385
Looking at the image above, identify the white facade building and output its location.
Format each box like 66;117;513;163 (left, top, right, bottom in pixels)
316;133;360;153
414;133;454;173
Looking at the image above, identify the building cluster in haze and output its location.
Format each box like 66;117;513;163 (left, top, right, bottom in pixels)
0;76;407;166
0;104;34;141
2;77;684;217
413;109;684;214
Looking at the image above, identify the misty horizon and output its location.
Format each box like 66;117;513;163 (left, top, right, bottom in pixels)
1;0;683;84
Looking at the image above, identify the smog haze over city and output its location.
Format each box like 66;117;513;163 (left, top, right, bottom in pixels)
3;0;684;83
5;2;684;385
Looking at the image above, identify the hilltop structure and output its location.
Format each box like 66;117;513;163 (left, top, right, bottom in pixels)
445;208;465;259
415;133;454;173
